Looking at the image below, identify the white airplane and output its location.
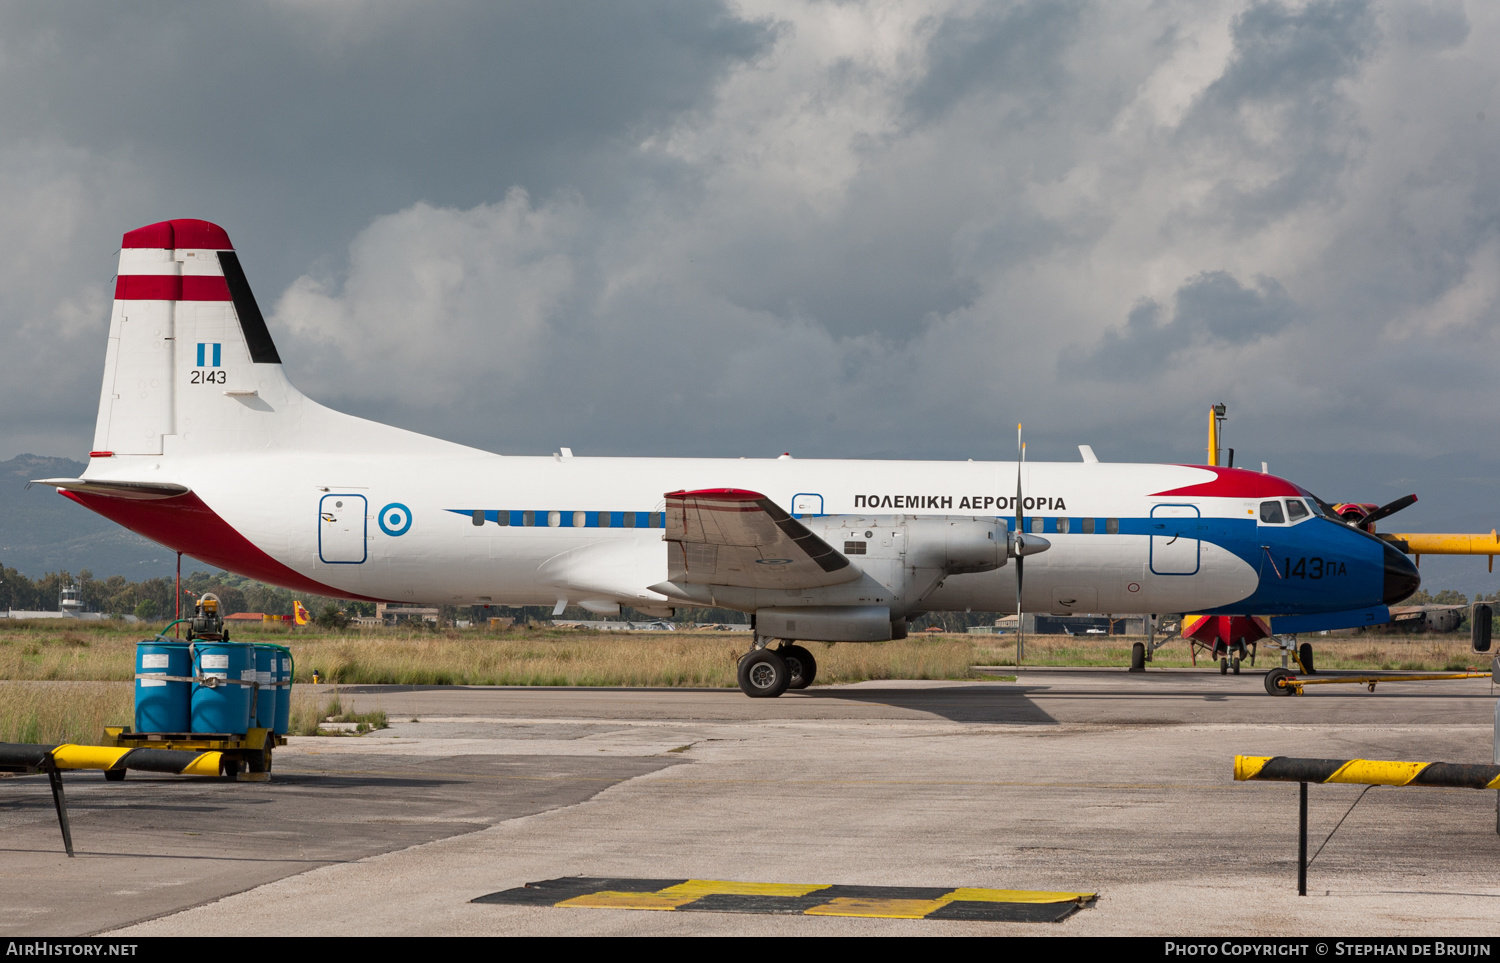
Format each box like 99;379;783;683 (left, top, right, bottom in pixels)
36;219;1420;697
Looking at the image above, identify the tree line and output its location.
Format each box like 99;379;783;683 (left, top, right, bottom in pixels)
0;564;358;621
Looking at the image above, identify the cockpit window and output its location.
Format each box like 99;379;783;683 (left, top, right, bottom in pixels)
1259;500;1286;524
1286;499;1309;521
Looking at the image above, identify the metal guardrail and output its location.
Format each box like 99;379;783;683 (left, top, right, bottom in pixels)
1234;754;1500;894
0;742;224;856
1235;755;1500;788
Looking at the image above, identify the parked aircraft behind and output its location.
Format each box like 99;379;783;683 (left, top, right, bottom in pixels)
36;220;1421;696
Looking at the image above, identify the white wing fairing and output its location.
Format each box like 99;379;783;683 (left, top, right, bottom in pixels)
43;219;1420;695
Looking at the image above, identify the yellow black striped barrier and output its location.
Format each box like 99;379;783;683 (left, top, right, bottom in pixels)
0;742;226;857
1234;754;1500;896
474;877;1097;922
1235;755;1500;788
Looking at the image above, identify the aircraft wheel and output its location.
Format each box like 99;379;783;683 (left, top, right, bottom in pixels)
1232;657;1241;675
103;768;126;782
1129;642;1145;672
780;644;817;689
1220;657;1229;675
1298;642;1316;675
1265;667;1294;696
738;649;790;698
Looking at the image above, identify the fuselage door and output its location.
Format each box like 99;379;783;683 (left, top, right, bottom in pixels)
319;494;368;564
791;493;824;518
1150;504;1200;576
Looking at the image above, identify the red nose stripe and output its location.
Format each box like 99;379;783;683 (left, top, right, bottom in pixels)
1152;466;1308;499
114;275;232;301
121;218;234;251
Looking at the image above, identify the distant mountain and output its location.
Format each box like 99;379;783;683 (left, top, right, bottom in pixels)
0;454;179;579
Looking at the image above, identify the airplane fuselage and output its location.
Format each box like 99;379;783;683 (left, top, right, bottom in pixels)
69;448;1415;621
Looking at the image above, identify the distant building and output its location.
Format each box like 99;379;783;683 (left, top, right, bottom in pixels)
4;581;106;620
552;619;677;631
971;614;1147;635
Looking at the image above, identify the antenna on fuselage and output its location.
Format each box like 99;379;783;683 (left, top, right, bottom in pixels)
1208;403;1227;467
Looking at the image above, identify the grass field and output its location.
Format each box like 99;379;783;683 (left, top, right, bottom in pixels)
0;621;981;687
1;620;1489;745
972;634;1491;672
0;681;133;745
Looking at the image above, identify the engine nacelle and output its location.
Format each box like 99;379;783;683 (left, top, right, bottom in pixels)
812;514;1010;575
902;515;1008;574
756;606;895;642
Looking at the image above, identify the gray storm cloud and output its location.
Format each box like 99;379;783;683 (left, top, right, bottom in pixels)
0;0;1496;504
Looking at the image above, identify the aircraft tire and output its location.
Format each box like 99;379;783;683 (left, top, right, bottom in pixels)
781;644;817;689
738;649;790;698
103;768;126;782
1265;667;1294;696
1298;643;1316;675
1220;657;1229;675
1129;642;1145;672
1232;657;1241;675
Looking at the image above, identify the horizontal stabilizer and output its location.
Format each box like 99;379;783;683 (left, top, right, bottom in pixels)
664;488;860;590
31;478;190;500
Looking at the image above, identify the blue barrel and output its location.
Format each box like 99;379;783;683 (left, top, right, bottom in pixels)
191;642;253;734
272;646;293;734
252;645;276;731
135;640;191;733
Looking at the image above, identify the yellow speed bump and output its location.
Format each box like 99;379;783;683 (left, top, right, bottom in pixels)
476;877;1096;922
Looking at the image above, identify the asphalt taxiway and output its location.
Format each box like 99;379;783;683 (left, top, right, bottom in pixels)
6;668;1500;935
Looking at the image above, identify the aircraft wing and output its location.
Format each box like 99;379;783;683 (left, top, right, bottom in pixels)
31;478;191;500
664;488;860;589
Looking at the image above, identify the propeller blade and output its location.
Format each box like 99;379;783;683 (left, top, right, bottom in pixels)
1016;425;1025;666
1354;493;1418;530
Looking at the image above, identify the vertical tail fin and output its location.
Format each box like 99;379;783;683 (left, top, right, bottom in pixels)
94;219;291;456
93;218;472;461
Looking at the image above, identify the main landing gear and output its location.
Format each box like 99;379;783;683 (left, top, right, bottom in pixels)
737;640;818;698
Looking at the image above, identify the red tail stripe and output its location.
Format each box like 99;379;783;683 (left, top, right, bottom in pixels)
121;219;234;251
114;275;231;301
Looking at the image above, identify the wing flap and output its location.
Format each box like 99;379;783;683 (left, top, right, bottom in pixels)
664;488;859;589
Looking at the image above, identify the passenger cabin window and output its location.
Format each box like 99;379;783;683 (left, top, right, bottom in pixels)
472;510;484;526
844;540;867;555
1286;499;1310;522
1260;500;1285;524
1082;517;1095;534
1031;517;1044;534
598;511;611;528
623;511;636;528
1106;518;1119;534
496;511;509;527
522;510;535;527
573;511;586;528
1057;518;1070;534
547;510;561;527
649;512;662;528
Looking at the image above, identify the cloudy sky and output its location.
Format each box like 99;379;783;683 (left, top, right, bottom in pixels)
3;0;1498;583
